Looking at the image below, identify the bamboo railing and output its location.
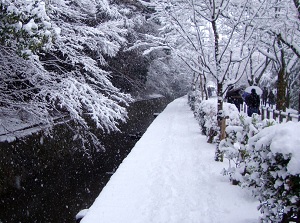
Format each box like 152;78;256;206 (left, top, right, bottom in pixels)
260;106;300;123
240;103;300;123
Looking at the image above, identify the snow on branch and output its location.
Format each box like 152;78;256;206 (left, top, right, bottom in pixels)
43;77;129;133
142;46;170;55
258;48;278;61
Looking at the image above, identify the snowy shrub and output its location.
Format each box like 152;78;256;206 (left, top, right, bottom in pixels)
188;90;201;111
220;114;276;184
221;118;300;222
243;121;300;223
194;98;240;143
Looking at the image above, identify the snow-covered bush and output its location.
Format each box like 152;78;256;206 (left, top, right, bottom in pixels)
194;98;240;143
188;90;201;111
243;121;300;222
221;115;300;222
220;114;276;184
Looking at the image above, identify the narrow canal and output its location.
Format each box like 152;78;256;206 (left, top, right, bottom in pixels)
0;97;170;223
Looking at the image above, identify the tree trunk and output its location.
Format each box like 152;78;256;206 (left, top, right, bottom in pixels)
202;73;208;100
211;8;224;161
276;67;287;111
215;82;224;161
276;39;287;112
199;73;204;100
286;77;291;108
212;12;223;131
248;53;255;86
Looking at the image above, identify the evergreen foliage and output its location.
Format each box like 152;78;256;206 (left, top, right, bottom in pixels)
0;0;55;57
220;115;300;222
193;99;240;143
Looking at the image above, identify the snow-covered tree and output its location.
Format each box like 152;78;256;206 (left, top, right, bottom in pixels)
145;52;192;98
0;0;147;150
40;0;133;130
137;0;274;160
0;0;56;56
250;0;300;111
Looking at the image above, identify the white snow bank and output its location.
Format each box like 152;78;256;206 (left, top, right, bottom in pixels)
251;121;300;175
80;96;260;223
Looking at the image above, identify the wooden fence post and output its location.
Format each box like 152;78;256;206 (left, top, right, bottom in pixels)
273;109;276;120
220;118;226;141
287;113;291;122
279;111;283;123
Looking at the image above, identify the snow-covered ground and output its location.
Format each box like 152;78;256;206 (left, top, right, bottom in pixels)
80;96;260;223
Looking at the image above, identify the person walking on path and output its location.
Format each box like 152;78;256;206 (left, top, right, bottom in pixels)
268;90;276;108
207;87;212;98
262;87;268;106
245;89;260;117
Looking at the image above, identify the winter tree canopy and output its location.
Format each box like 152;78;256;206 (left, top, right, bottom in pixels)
0;0;147;149
136;0;300;143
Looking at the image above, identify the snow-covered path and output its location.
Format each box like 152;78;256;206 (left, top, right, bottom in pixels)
80;96;260;223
